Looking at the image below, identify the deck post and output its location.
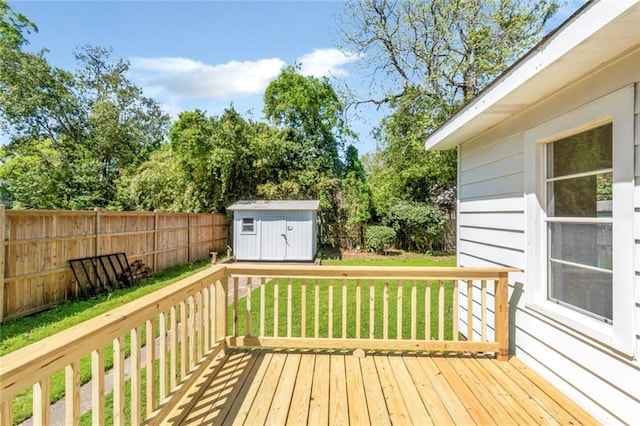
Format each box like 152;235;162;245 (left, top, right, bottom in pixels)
495;272;509;360
215;271;228;341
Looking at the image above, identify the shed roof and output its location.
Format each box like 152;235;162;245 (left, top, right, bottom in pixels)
424;0;640;151
227;200;320;211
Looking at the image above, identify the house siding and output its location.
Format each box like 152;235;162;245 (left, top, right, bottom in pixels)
457;49;640;423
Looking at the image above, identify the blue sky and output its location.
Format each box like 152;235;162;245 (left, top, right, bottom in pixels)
8;1;585;154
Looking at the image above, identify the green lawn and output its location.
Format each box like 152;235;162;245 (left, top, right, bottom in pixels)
229;252;458;342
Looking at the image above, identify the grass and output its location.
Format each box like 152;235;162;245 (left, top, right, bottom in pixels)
229;251;458;342
2;259;211;425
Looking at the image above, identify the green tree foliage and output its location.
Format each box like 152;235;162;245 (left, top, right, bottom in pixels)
0;2;169;209
338;145;372;248
341;0;558;226
383;200;445;252
364;225;396;254
117;145;187;211
263;66;352;179
168;108;262;212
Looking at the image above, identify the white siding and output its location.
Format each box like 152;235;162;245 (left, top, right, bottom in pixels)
457;49;640;423
232;209;317;261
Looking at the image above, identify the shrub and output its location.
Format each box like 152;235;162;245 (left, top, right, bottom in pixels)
364;225;396;253
384;201;445;252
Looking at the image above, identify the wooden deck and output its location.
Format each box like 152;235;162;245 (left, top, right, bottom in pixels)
165;348;596;425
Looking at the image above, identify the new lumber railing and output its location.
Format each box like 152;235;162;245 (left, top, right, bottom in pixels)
0;264;515;425
224;264;515;358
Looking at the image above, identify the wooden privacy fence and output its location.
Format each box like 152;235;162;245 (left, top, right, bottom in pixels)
0;206;227;322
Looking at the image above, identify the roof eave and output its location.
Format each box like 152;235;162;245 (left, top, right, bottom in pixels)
425;0;640;151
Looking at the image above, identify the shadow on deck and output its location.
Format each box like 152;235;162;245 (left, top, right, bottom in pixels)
165;348;595;425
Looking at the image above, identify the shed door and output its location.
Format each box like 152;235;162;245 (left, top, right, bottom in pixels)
260;216;287;261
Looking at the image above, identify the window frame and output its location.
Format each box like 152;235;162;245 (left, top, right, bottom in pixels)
545;123;614;323
524;86;635;356
240;217;256;234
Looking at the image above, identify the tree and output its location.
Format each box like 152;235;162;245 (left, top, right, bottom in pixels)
263;66;352;180
0;33;169;208
0;0;36;50
340;0;558;113
169;108;262;212
340;0;558;220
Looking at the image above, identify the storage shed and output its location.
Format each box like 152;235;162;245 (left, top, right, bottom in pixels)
227;200;320;261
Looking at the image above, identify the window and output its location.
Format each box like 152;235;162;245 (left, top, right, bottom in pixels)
241;218;255;233
546;124;613;322
524;86;634;356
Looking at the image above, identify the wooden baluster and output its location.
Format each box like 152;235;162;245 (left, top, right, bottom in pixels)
233;277;239;337
33;377;50;426
342;279;347;339
467;280;474;342
314;279;320;338
287;278;293;338
0;401;13;426
159;312;167;402
411;280;417;341
438;280;445;340
383;281;389;340
145;320;156;417
355;279;361;340
92;347;105;425
246;277;252;336
66;361;81;425
260;277;266;337
369;280;375;339
328;279;334;339
196;291;203;360
301;279;307;338
397;281;403;340
113;337;125;425
131;326;141;425
169;306;178;389
425;281;431;340
453;280;459;341
188;296;195;369
179;301;187;379
209;283;216;343
203;287;210;350
481;280;487;342
274;278;279;338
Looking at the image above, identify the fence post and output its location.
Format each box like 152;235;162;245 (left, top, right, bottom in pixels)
187;213;191;263
94;208;101;257
0;204;5;322
153;210;159;273
495;272;510;360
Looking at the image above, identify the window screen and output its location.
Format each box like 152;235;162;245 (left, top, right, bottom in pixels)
546;123;613;322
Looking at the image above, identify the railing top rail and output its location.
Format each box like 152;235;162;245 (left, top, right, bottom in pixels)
0;265;227;401
226;264;519;280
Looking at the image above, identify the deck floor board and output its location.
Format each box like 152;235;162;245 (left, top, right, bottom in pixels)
170;348;596;425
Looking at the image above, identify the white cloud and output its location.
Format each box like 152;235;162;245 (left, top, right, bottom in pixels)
131;57;285;100
131;57;205;73
296;48;362;78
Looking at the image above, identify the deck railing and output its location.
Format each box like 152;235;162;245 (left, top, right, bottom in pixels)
0;264;514;425
225;264;513;358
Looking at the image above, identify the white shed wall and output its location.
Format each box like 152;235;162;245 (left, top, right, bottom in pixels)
232;210;317;261
457;49;640;423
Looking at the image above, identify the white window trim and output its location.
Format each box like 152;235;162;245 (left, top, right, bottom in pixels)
240;217;256;235
524;85;635;357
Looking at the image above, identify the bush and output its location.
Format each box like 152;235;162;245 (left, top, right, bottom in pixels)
364;225;396;253
384;201;445;252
